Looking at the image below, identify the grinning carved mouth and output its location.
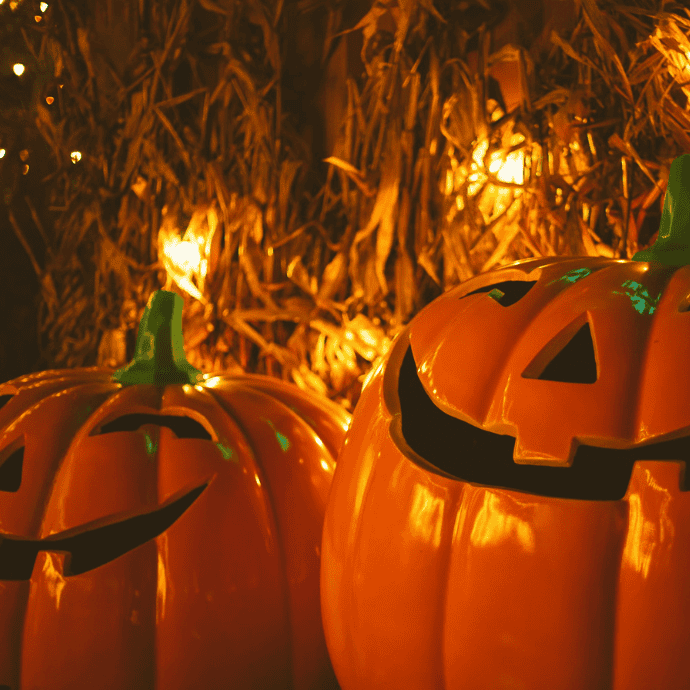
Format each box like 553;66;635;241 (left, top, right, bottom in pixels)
398;345;690;501
0;412;214;580
0;483;209;580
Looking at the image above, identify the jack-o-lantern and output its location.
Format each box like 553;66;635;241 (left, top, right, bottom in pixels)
321;154;690;690
0;289;349;690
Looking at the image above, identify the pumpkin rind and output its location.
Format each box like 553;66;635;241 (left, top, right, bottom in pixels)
0;291;350;690
321;157;690;689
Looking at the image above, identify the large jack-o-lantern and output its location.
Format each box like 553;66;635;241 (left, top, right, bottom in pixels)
321;154;690;690
0;290;349;690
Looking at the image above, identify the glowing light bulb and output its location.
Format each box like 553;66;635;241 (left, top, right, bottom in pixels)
0;149;5;158
40;2;48;10
13;64;25;77
70;151;82;163
46;96;54;104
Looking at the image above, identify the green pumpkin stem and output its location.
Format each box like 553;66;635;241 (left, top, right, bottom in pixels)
112;290;204;387
632;154;690;265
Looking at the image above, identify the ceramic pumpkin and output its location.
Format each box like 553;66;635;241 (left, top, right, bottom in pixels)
0;289;350;690
321;154;690;690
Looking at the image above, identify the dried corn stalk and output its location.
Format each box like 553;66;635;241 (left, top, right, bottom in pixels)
3;0;690;414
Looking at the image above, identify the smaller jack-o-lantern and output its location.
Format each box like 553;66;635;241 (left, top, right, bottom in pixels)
0;289;349;690
322;154;690;690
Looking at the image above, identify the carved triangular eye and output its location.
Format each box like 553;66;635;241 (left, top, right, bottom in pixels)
0;445;23;492
462;280;537;307
0;394;13;412
523;322;597;383
395;345;689;499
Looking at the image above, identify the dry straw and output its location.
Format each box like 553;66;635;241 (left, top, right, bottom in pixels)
4;0;690;412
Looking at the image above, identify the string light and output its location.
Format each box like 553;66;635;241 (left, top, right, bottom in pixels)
40;2;48;10
0;149;5;158
46;96;54;104
157;206;219;303
12;64;25;77
70;151;82;163
22;164;29;175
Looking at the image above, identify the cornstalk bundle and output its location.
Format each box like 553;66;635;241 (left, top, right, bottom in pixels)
2;0;689;412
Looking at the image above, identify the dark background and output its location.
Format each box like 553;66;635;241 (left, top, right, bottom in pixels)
1;213;41;384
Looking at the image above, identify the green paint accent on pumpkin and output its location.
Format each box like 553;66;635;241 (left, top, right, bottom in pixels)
112;290;204;387
632;154;690;266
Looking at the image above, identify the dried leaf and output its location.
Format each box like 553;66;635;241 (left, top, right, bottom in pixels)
418;0;446;25
245;2;281;72
375;209;395;296
353;139;402;248
342;313;389;361
279;160;302;228
417;247;440;285
287;256;317;295
154;107;192;169
76;27;95;81
156;87;208;109
324;156;375;196
394;252;415;323
196;0;229;15
239;244;277;308
292;362;329;396
395;0;413;53
317;251;348;302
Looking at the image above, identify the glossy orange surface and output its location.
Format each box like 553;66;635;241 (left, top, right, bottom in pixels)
0;367;350;690
322;257;690;690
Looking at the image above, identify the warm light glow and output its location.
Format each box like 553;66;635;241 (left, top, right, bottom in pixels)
407;483;444;549
469;492;536;553
495;148;525;184
40;552;67;610
34;14;41;21
443;129;530;225
156;548;167;624
70;151;82;163
158;205;218;303
12;63;25;77
40;1;48;10
22;164;29;175
168;241;201;277
622;471;673;579
0;149;5;158
468;138;489;196
445;169;453;196
46;96;54;104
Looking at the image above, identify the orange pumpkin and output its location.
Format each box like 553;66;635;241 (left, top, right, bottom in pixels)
0;289;349;690
321;154;690;690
